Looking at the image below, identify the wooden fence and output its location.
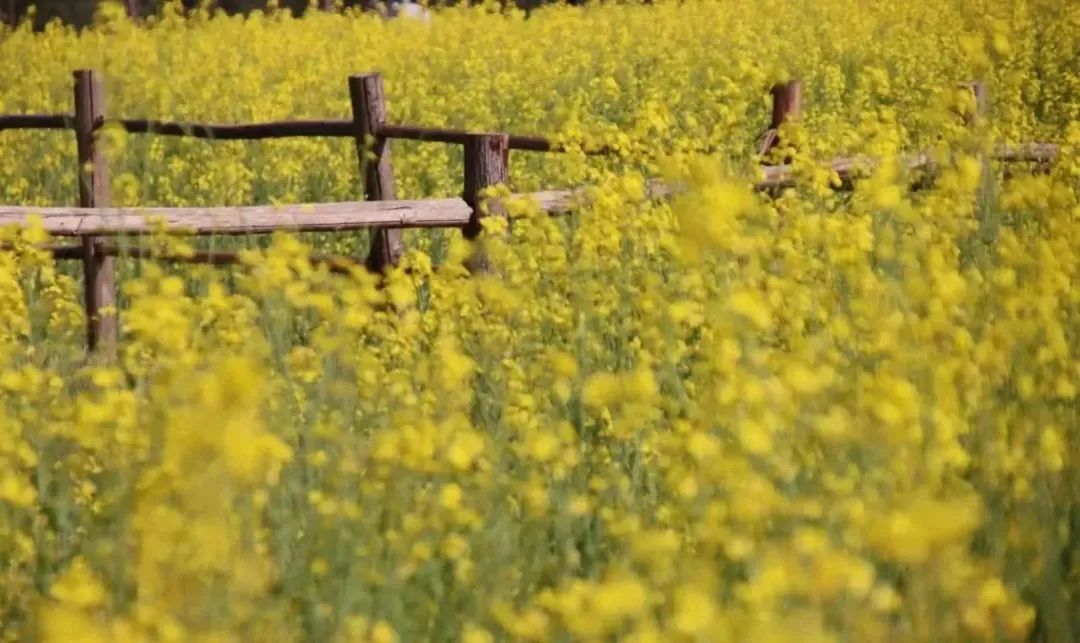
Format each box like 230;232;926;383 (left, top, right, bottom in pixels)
0;71;1061;355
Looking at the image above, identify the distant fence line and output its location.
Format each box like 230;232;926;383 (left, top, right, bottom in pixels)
0;71;1061;355
0;114;594;151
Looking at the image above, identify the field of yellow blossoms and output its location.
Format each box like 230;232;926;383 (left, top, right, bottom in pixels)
0;0;1078;641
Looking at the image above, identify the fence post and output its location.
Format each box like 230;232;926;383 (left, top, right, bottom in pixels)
759;80;803;158
73;69;117;357
462;133;509;274
349;73;403;274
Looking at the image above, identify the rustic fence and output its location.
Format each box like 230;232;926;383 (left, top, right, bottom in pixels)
0;71;1061;355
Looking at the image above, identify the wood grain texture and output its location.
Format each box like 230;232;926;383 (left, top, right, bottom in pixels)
769;80;804;128
462;133;509;273
350;73;404;273
462;133;510;238
74;69;118;356
759;80;803;158
74;74;110;210
0;199;472;236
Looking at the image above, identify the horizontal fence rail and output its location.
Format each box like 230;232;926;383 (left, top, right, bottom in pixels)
94;243;360;275
0;114;73;130
0;70;1064;355
377;124;613;154
7;242;361;275
109;117;356;140
6;114;612;153
755;142;1061;191
0;198;472;236
1;142;1059;233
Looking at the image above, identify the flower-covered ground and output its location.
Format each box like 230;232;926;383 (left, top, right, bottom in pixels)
0;1;1078;641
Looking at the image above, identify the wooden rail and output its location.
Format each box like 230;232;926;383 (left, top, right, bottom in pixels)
755;142;1060;191
109;117;355;140
3;241;360;274
378;124;613;154
2;143;1056;233
95;243;359;275
0;199;473;236
5;116;611;152
0;71;1063;354
0;114;73;130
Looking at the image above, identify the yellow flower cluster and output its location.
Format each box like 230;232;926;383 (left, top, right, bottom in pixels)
0;1;1078;641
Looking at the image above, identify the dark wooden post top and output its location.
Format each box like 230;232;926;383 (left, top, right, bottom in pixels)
462;133;509;273
73;69;118;356
759;80;803;158
349;72;404;273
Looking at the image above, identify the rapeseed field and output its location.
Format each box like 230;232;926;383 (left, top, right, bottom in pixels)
0;0;1078;641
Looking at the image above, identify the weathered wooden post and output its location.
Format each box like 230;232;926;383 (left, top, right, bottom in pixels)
759;80;803;158
73;69;118;356
317;0;334;11
462;133;509;274
349;73;404;274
